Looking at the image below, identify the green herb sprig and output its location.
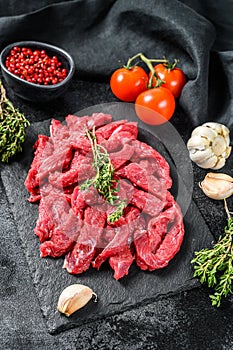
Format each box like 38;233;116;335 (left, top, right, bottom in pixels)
191;200;233;307
108;199;127;223
80;127;127;222
0;81;30;162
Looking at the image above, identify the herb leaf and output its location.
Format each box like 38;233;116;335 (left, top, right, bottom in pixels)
191;218;233;307
108;199;127;223
0;81;30;162
81;127;127;222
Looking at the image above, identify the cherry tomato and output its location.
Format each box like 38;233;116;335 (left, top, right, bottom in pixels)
135;87;175;125
110;66;148;102
149;64;186;98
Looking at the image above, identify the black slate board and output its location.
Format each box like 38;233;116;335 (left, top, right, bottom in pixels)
0;116;214;334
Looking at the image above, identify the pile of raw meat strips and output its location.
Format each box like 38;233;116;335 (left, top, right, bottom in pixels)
25;113;184;280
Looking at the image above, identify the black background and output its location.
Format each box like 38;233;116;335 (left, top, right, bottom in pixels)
0;1;233;349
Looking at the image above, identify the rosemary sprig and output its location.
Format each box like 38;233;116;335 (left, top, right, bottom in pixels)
80;127;127;222
191;208;233;307
0;81;30;162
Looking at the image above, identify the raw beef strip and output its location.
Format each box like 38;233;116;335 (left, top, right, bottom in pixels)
134;192;184;270
133;231;149;271
106;205;141;233
96;120;128;141
38;144;73;181
110;143;135;170
48;152;95;188
71;186;86;216
130;188;165;217
71;152;94;183
69;135;91;153
25;135;54;199
68;114;113;153
96;120;138;146
131;140;172;189
110;122;138;141
117;162;167;201
71;186;105;217
27;192;41;203
66;113;112;133
138;159;164;176
63;206;106;274
40;223;77;258
65;114;90;131
122;205;142;233
109;246;134;280
132;216;148;270
69;151;91;168
34;195;55;242
93;224;129;269
101;137;124;153
99;225;115;246
117;178;134;200
93;206;141;279
39;183;72;204
41;191;79;230
50;119;69;142
86;113;112;129
104;179;134;221
49;169;79;189
39;193;81;258
66;114;112;153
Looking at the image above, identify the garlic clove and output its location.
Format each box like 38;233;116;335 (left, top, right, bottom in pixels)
225;146;232;159
221;126;230;138
196;154;218;169
205;172;233;182
224;134;230;146
200;172;233;200
57;284;97;317
211;135;227;156
187;135;210;150
189;148;213;163
203;122;224;134
191;125;217;140
212;157;226;170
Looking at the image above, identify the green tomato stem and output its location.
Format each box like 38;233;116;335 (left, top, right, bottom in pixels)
125;53;172;88
125;53;144;68
163;59;179;70
125;53;168;86
139;54;165;88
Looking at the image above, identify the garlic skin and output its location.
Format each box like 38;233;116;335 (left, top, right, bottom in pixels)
187;122;231;170
57;284;97;317
199;172;233;200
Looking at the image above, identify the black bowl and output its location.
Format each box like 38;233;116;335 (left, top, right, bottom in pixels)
0;41;75;102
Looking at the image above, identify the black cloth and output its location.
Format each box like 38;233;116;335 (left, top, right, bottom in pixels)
0;0;232;128
0;1;233;349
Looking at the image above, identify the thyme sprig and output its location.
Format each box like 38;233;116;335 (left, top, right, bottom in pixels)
0;81;30;162
80;127;127;222
108;199;127;223
191;200;233;307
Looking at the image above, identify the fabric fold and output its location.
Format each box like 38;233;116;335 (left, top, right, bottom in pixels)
0;0;218;126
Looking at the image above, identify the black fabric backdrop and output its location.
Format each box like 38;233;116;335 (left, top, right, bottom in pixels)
0;1;233;349
0;0;232;128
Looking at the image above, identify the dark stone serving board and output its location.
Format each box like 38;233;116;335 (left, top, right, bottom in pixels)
0;118;214;334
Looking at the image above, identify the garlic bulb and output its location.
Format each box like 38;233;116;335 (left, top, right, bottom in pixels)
187;122;231;169
199;172;233;200
57;284;97;317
